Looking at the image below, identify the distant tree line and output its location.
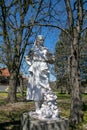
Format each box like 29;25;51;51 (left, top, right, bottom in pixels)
55;29;87;93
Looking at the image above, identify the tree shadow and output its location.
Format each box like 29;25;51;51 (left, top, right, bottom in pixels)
0;121;20;130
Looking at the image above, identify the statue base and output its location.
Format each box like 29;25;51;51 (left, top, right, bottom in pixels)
21;112;69;130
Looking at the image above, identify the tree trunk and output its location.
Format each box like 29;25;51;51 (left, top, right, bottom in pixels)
8;72;17;102
69;29;83;125
20;77;24;97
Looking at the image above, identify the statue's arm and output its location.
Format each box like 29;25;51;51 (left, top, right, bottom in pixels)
24;50;34;65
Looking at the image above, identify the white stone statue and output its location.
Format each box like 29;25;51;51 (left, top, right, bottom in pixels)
25;35;59;119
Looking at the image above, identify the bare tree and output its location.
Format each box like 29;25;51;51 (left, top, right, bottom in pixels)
0;0;46;102
64;0;84;125
49;0;87;125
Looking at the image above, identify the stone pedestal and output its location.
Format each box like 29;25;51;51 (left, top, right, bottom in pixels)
21;112;69;130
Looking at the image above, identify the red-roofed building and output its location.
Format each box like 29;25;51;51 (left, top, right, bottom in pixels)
0;68;10;77
0;68;10;84
0;68;28;88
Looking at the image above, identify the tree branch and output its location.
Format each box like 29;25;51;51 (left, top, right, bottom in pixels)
64;0;74;30
81;26;87;32
77;0;83;32
23;22;68;34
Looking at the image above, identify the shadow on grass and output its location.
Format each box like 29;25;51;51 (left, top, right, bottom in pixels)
0;120;20;130
82;102;87;111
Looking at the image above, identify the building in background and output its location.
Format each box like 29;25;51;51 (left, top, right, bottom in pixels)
0;68;10;84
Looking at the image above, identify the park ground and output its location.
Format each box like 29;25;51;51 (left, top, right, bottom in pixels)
0;92;87;130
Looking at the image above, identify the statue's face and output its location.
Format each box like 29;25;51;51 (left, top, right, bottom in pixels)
36;35;44;45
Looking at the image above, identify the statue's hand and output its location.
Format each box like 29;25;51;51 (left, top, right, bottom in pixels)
24;56;29;60
24;56;32;66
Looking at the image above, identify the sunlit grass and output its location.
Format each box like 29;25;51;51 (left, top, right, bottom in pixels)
56;93;70;99
0;92;8;97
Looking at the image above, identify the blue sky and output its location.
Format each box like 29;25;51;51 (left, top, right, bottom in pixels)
42;28;60;52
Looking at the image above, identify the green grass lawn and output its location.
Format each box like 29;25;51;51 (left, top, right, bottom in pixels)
0;92;87;130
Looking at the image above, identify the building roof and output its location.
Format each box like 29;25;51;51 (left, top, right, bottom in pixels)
0;68;10;77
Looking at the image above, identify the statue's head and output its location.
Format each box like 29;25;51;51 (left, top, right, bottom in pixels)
35;35;44;45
